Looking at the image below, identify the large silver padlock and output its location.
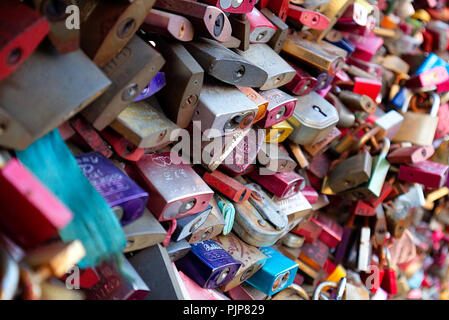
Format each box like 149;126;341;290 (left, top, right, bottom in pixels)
393;91;440;146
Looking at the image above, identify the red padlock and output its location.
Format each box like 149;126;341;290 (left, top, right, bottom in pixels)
387;145;435;164
284;62;318;96
205;0;257;14
291;219;322;242
365;182;393;208
353;77;382;102
246;170;305;199
202;170;251;203
310;212;344;249
69;117;113;159
435;103;449;139
352;200;375;217
380;248;398;295
246;7;277;44
99;127;145;162
398;160;449;189
267;0;290;21
0;0;50;82
287;4;330;30
302;186;319;204
346;33;384;62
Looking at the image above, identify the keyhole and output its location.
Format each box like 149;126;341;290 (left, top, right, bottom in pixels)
313;105;327;117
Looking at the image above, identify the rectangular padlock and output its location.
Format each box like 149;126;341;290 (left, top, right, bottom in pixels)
80;0;156;67
82;36;165;131
264;121;294;144
287;4;330;30
32;0;79;54
175;239;242;288
220;129;265;176
76;152;148;226
284;62;318;96
246;170;305;199
0;47;111;150
365;182;393;209
337;90;376;114
123;208;167;253
282;33;344;75
246;246;298;296
0;0;50;82
100;127;145;162
202;170;252;203
109;99;178;150
155;38;204;129
287;91;340;145
235;43;296;90
204;0;256;14
188;203;225;243
85;257;150;300
168;204;212;242
215;233;268;292
310;212;344;248
303;126;341;157
233;183;288;247
258;89;297;128
0;158;73;250
347;33;384;62
155;0;231;42
374;110;404;140
131;152;214;221
405;66;449;89
327;151;373;194
185;37;268;87
398;161;449;189
192;80;258;139
267;0;290;21
291;219;322;243
272;191;313;222
166;239;191;262
237;86;268;124
260;8;290;53
128;243;184;299
258;144;297;173
352;200;375;217
229;15;251;51
387;145;435;164
301;186;319;205
353;77;382;102
142;9;194;42
247;7;277;44
298;240;329;271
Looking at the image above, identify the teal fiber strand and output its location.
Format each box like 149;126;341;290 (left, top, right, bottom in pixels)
215;194;235;235
16;129;126;268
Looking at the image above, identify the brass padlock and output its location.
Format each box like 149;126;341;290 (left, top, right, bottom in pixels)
393;91;440;146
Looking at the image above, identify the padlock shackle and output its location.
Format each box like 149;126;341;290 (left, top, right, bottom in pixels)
354;127;381;151
379;138;391;158
401;91;440;117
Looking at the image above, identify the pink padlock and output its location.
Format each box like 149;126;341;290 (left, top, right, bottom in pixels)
346;33;384;62
398;160;449;189
310;212;343;249
246;170;305;199
435;103;449;139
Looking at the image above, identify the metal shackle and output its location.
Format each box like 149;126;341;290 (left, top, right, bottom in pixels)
401;91;441;116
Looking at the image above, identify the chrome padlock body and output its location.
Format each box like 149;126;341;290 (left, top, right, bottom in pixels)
287;92;339;145
188;204;225;243
169;205;212;242
393;91;440;146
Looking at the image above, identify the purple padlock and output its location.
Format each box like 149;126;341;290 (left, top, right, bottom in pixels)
134;72;167;102
175;239;242;289
76;152;148;226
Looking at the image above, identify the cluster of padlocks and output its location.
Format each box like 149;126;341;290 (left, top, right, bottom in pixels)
2;0;449;301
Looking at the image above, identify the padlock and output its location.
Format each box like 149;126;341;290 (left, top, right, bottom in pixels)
373;110;404;140
168;205;212;242
380;247;398;295
387;145;435;164
123;208;167;253
214;194;235;236
291;219;322;243
0;0;50;82
133;72;166;102
84;257;150;300
257;144;297;174
128;243;184;299
214;233;267;291
284;62;318;96
298;240;329;271
68;116;113;159
246;246;298;296
398;160;449;189
220;129;265;176
130;152;214;221
310;212;344;249
287;4;330;30
327;151;373;194
266;0;290;21
0;46;111;150
79;0;156;67
301;186;319;205
229;15;251;51
326;92;355;128
232;183;288;247
304;126;341;157
82;36;165;131
166;239;191;262
175;239;242;289
352;77;382;103
389;229;417;266
257;89;297;128
405;66;449;89
287;91;339;145
227;282;268;300
142;9;194;42
203;170;251;203
272;190;313;223
109;99;178;150
352;200;375;216
154;0;231;42
237;87;268;124
0;158;73;250
205;0;256;13
192;80;258;139
76;152;148;225
235;44;296;90
247;170;305;199
337;90;376;114
393;91;440;146
185;38;268;87
188;202;225;243
100;127;145;162
247;7;277;44
260;8;290;53
384;203;408;240
155;38;204;129
347;33;384;62
306;0;354;41
282;33;345;75
357;225;371;272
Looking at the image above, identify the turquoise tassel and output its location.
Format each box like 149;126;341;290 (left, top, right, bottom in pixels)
214;194;235;235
